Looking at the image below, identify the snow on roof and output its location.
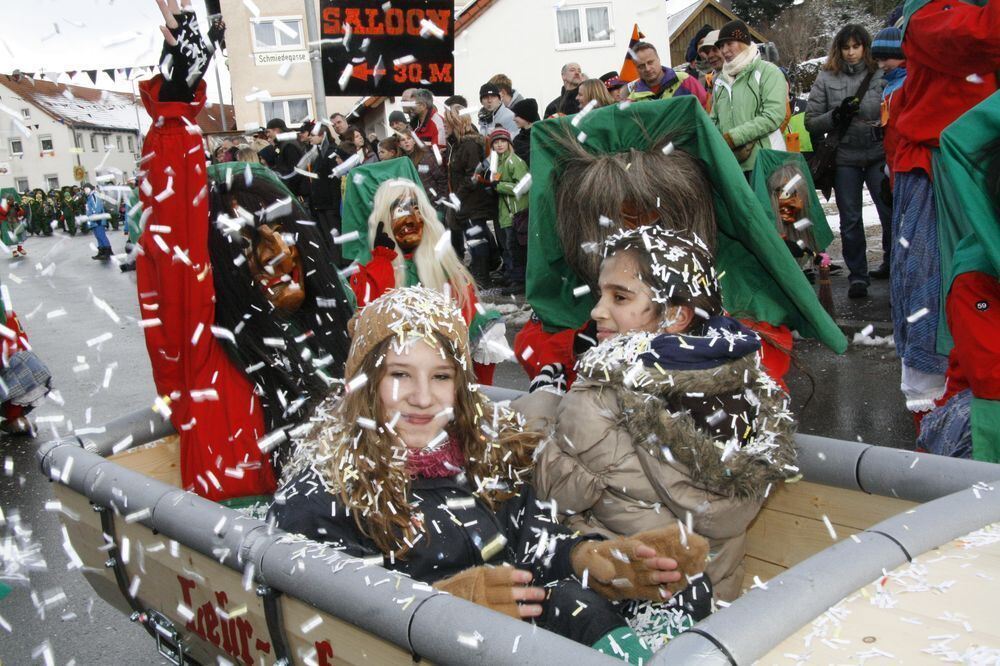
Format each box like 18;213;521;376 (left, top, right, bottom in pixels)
666;0;703;34
0;76;147;133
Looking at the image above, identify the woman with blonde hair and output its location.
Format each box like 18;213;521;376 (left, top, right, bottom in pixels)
576;78;615;109
348;178;506;384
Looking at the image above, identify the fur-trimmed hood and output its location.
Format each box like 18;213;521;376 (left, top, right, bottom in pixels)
575;329;798;500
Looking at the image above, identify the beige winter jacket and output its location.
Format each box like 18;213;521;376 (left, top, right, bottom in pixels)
526;333;797;601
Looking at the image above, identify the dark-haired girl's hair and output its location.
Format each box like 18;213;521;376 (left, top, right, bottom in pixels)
207;170;354;436
823;24;875;73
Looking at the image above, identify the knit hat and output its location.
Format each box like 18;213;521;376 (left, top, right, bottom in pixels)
488;127;512;145
603;226;720;315
344;286;472;381
686;24;715;63
479;83;501;101
388;110;408;125
871;26;904;60
717;20;752;46
698;30;720;52
511;98;540;123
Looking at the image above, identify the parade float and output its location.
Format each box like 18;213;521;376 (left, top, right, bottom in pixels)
37;393;1000;665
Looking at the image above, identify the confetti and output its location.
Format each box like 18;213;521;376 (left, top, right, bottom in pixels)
906;307;929;323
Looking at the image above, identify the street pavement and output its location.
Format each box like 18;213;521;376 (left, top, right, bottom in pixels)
0;231;913;664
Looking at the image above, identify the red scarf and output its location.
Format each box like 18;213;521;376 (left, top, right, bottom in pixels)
405;437;466;478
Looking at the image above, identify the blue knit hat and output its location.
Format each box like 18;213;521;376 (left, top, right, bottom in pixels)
872;26;904;60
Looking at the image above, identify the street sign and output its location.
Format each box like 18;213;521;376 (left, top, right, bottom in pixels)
319;0;454;97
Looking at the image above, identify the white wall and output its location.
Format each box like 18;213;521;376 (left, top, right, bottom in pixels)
454;0;670;109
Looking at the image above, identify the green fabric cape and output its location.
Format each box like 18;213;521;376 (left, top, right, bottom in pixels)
526;96;847;353
750;149;834;251
338;157;425;264
931;91;1000;464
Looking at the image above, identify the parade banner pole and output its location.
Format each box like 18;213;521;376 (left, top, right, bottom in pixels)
303;0;328;121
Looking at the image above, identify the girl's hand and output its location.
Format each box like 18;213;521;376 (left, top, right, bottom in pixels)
156;0;214;102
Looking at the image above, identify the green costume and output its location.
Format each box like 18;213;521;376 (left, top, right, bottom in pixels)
125;186;142;244
0;189;25;248
527;96;847;353
931;90;1000;461
60;187;78;235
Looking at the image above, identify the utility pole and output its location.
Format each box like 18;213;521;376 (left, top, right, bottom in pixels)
303;0;328;121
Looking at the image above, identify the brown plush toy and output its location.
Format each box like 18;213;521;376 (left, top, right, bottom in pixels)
570;525;709;601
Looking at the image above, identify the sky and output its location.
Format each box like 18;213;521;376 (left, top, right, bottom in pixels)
0;0;232;103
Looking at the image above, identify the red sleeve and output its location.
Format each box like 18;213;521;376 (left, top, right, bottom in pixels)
906;0;1000;75
739;319;793;393
513;318;581;386
136;76;275;501
946;272;1000;400
2;312;28;363
682;76;709;110
349;246;398;306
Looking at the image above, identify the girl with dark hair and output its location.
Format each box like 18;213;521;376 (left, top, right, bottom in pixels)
139;1;354;502
271;286;711;659
806;24;890;300
531;226;798;602
399;130;448;218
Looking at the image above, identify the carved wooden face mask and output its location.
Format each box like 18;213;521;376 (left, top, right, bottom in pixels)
620;200;661;230
775;190;805;226
246;223;306;314
390;195;424;253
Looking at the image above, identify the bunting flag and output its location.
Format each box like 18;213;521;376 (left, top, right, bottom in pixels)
1;66;155;86
103;69;116;82
619;24;645;82
84;70;98;85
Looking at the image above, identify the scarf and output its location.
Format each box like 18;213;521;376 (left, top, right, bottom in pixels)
883;67;906;97
405;437;466;478
721;42;760;83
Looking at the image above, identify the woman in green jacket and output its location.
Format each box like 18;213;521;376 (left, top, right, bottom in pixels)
488;127;529;295
709;20;788;173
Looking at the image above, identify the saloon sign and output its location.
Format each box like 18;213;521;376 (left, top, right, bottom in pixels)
320;0;454;96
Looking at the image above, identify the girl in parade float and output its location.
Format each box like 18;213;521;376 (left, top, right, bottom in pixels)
271;285;713;662
137;0;354;502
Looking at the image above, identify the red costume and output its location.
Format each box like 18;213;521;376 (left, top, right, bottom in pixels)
937;272;1000;407
2;311;30;422
136;77;276;501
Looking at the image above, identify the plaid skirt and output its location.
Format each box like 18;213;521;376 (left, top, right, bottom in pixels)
1;350;52;406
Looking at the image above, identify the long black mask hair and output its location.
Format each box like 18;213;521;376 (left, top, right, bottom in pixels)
206;162;354;433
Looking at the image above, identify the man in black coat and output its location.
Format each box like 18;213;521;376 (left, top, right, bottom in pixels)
301;121;347;266
265;118;308;200
544;62;585;118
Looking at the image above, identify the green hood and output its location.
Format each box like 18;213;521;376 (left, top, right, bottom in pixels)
526;96;847;353
934;90;1000;356
338;157;425;264
750;148;834;251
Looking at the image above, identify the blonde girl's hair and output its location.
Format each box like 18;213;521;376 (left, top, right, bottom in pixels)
578;78;615;108
443;105;479;138
366;179;475;310
320;333;538;556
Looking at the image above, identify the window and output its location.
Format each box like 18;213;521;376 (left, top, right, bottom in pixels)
128;135;135;152
39;135;54;152
251;17;304;51
262;97;311;125
20;108;29;119
74;132;83;149
45;174;59;189
555;4;613;48
116;135;123;152
90;134;97;151
102;135;110;149
14;177;29;192
9;138;23;155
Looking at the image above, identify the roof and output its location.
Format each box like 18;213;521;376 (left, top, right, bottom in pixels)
0;75;236;135
455;0;500;35
668;0;769;42
666;0;703;34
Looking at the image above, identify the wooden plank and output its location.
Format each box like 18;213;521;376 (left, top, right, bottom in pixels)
742;556;786;589
745;507;859;569
109;436;182;488
761;481;916;531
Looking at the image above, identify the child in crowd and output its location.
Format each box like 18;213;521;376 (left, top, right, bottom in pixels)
270;286;711;662
531;226;798;602
488;127;529;295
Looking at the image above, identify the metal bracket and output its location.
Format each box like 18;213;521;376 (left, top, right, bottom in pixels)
147;610;189;666
256;584;293;665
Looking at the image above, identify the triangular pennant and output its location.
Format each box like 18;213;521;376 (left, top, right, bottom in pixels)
104;69;116;82
66;70;77;79
124;67;133;79
85;70;97;85
619;24;645;82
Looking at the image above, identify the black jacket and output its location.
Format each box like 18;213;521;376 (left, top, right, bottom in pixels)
512;126;531;167
447;135;497;222
307;138;341;210
272;139;308;197
269;469;589;585
544;86;581;118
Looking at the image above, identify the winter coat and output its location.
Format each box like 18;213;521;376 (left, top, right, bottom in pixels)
892;0;999;177
447;134;496;222
478;104;519;138
805;63;887;168
544;86;581;118
272;139;308;196
530;322;797;601
711;58;788;171
307;137;342;210
512;125;531;166
410;150;448;203
493;151;528;230
415;106;447;149
629;67;708;109
85;192;106;227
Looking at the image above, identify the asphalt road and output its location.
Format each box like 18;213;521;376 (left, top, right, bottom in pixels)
0;231;913;665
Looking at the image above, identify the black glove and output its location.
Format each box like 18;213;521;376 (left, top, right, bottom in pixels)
529;363;567;395
831;96;860;127
159;9;215;103
573;319;598;358
373;222;395;251
783;238;806;258
208;18;226;52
